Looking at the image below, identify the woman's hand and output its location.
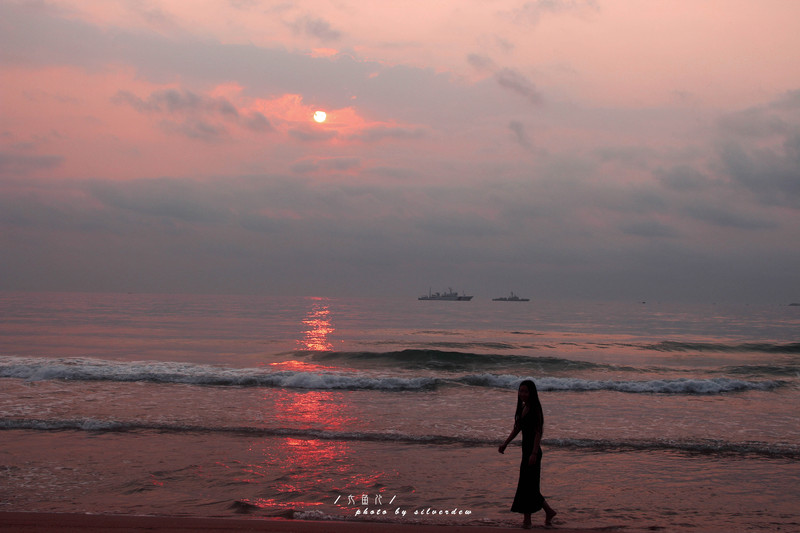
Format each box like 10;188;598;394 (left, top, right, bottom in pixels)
528;449;540;466
498;443;507;454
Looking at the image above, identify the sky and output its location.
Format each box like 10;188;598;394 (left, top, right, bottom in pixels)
2;0;799;303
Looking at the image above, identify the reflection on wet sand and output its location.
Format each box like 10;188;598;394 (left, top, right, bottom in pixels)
241;390;377;515
241;299;375;514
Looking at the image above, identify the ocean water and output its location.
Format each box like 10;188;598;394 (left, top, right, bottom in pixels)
1;293;798;532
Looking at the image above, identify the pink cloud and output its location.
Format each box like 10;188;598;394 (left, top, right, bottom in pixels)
2;0;799;300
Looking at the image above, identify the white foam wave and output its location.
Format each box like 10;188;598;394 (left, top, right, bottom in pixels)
294;510;343;521
0;356;436;391
457;373;781;394
0;357;782;394
538;376;780;394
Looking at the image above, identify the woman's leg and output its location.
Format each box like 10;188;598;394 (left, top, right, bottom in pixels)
522;512;532;528
543;499;557;525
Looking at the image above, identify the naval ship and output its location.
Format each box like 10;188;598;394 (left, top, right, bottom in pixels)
418;288;473;301
492;292;530;302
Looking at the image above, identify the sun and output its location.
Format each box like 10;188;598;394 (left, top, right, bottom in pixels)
313;110;327;123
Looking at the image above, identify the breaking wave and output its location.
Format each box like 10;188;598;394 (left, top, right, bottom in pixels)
0;356;437;391
0;357;783;395
642;341;800;354
460;373;784;394
2;417;797;460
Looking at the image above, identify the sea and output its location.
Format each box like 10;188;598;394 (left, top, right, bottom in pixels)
1;292;798;532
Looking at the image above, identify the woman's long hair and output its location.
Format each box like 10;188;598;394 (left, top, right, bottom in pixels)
515;379;544;432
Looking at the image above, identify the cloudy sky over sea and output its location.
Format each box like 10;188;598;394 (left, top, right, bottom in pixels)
2;0;799;302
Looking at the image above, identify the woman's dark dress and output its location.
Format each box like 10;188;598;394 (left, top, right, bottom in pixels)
510;407;545;514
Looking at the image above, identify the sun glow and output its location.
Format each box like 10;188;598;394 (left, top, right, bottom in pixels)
313;110;327;123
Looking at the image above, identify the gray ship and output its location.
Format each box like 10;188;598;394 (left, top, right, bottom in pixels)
492;292;530;302
419;288;473;301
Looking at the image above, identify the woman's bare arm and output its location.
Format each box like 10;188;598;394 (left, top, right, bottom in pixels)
498;423;520;453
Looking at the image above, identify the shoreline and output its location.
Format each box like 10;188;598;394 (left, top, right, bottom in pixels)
0;512;613;533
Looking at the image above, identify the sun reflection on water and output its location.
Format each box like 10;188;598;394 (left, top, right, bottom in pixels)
230;387;385;514
298;298;335;351
271;389;358;431
231;299;388;514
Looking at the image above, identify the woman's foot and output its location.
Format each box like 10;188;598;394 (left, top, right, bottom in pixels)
545;508;557;526
522;512;532;529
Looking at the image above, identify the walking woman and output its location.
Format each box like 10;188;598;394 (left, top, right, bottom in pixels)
498;379;557;528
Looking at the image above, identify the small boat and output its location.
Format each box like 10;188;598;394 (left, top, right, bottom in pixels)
419;288;473;301
492;292;530;302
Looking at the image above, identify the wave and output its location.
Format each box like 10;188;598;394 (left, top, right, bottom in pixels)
0;356;437;391
0;357;783;394
642;341;800;354
307;349;615;372
3;417;797;460
549;437;800;460
456;374;782;394
0;417;488;446
721;363;800;377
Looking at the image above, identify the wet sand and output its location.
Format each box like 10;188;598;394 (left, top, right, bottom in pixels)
0;512;607;532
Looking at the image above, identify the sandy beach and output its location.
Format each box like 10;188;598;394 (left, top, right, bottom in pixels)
0;512;602;533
